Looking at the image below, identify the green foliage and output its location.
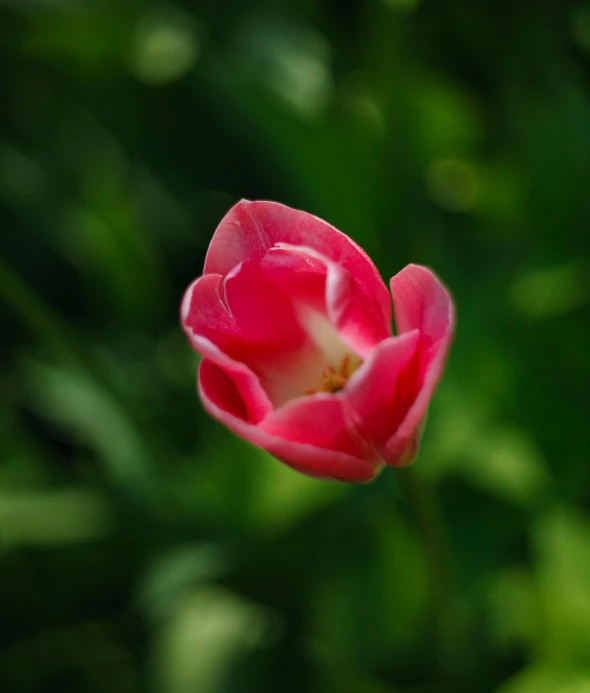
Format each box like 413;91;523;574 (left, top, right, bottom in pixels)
1;0;589;691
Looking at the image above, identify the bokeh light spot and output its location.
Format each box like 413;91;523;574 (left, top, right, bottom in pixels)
426;158;478;211
130;11;201;85
241;22;333;120
509;261;589;319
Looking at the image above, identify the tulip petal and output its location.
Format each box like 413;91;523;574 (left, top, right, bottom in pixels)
204;199;391;334
260;246;327;313
262;245;391;357
258;395;373;461
182;268;305;361
384;264;455;465
256;330;418;469
341;329;421;456
199;360;379;483
182;264;328;406
187;335;273;424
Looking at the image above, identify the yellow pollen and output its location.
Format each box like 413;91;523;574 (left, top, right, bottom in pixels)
306;354;361;395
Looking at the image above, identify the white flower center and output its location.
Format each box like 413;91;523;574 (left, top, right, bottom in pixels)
260;307;362;407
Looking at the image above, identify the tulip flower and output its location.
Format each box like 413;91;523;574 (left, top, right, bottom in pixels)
181;200;454;482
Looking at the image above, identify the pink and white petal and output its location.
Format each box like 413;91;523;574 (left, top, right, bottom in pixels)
260;246;327;313
181;273;235;346
384;264;455;466
263;244;391;358
224;260;335;405
182;262;326;407
204;200;391;331
259;394;374;462
181;275;273;421
340;330;421;457
222;258;309;354
324;254;391;357
199;360;380;483
253;346;328;409
390;264;454;344
189;334;273;424
182;264;308;360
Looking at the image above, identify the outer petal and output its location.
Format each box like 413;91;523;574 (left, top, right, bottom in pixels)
262;244;391;358
181;264;327;406
199;360;379;483
181;267;306;363
203;200;391;333
341;329;421;456
258;395;374;462
257;331;419;468
384;264;455;465
187;334;273;424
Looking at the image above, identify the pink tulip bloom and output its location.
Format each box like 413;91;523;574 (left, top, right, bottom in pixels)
181;200;454;482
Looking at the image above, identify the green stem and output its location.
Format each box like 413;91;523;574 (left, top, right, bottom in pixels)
399;467;461;678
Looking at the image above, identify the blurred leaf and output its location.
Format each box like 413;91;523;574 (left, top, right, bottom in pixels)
424;388;550;507
153;587;271;693
25;360;154;490
499;667;590;693
462;427;551;508
0;488;112;548
137;544;230;620
238;20;333;121
485;567;540;651
533;507;590;666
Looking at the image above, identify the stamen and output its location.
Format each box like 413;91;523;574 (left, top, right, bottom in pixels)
306;354;362;395
340;354;351;379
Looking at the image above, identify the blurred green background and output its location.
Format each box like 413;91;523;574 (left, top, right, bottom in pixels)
1;0;590;691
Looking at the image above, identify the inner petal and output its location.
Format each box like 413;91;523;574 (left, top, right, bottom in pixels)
297;309;363;393
255;307;362;406
255;256;364;406
186;252;368;409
